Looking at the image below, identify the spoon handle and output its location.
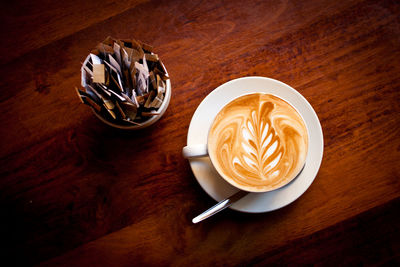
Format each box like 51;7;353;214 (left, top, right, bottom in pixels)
192;190;248;223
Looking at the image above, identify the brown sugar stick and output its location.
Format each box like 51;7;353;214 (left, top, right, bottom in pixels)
145;53;159;62
75;87;85;103
85;97;102;113
113;42;122;66
131;39;145;58
120;39;133;48
144;91;156;108
76;87;102;113
86;85;103;101
97;83;112;97
92;64;105;83
122;47;132;69
139;41;153;53
156;74;166;94
104;108;117;120
120;101;137;120
102;36;115;46
115;102;126;119
135;94;147;106
110;73;124;92
96;43;114;56
107;89;126;102
149;71;157;90
149;96;163;108
103;101;115;111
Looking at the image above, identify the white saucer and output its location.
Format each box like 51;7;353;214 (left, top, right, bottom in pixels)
186;77;324;213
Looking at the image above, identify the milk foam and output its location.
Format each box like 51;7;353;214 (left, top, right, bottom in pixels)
208;93;308;192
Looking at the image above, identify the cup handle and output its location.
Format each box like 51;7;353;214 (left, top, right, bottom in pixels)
182;144;208;158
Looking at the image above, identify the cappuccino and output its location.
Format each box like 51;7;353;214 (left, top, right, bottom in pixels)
208;93;308;192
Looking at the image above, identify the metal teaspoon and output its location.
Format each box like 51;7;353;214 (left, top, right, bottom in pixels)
192;190;249;223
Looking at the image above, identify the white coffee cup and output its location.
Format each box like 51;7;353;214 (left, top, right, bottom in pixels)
183;93;308;193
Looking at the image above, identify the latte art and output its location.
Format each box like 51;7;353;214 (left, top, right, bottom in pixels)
208;93;308;192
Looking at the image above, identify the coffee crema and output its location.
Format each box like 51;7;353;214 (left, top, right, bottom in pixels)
208;93;308;192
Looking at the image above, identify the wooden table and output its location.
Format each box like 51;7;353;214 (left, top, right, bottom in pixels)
1;0;399;265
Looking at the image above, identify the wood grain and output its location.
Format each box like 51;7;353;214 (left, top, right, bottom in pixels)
0;0;399;265
0;0;148;64
41;198;400;266
248;198;400;266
